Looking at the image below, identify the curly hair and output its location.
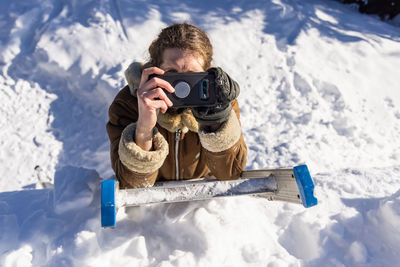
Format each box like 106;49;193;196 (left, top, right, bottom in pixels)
148;23;213;70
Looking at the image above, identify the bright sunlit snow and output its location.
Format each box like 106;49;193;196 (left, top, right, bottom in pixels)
0;0;400;266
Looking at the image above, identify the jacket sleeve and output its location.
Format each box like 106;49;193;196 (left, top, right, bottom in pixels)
198;99;247;180
106;90;169;188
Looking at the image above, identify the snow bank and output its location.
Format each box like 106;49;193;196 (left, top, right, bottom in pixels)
0;166;100;266
1;166;400;266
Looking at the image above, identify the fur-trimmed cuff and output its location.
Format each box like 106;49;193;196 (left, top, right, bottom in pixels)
118;123;169;174
198;110;242;152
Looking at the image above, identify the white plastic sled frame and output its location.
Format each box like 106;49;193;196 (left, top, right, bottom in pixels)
101;164;317;228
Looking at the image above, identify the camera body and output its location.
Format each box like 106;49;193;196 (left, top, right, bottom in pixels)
150;72;216;108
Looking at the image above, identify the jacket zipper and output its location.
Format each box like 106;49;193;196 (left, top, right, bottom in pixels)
175;129;182;180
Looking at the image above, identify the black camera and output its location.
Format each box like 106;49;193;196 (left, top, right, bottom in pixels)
150;72;216;108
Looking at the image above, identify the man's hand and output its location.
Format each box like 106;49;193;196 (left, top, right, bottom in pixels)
136;67;175;150
192;67;240;130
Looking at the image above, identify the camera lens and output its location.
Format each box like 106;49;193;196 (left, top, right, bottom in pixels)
200;79;209;100
174;81;191;98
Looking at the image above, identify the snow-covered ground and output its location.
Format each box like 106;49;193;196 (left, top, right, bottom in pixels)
1;0;400;266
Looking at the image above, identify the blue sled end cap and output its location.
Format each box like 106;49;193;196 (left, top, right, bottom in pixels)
293;165;318;208
101;179;117;228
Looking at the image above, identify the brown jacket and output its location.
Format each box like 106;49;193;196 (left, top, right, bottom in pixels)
106;70;247;189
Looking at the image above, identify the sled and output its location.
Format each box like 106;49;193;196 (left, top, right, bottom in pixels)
101;164;317;228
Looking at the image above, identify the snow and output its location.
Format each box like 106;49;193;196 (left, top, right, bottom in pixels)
119;176;278;206
0;0;400;266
